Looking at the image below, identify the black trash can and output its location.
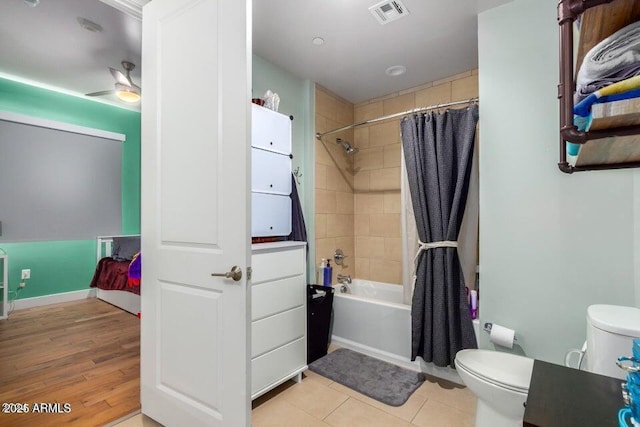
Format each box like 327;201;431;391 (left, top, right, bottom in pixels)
307;285;334;364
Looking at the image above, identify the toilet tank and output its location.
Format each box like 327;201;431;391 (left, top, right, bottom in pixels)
586;305;640;380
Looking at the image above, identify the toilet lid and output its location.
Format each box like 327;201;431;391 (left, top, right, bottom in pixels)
588;305;640;337
455;349;534;392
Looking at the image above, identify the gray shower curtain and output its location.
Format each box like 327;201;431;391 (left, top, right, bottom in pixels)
401;105;479;368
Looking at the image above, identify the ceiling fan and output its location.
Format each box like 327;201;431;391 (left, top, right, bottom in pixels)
86;61;141;103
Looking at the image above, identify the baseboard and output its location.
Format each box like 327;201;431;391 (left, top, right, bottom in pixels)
13;289;97;311
331;335;463;385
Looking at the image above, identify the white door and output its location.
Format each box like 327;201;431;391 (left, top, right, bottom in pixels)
140;0;251;426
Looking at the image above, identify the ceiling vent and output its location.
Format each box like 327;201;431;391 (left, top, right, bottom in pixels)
369;0;410;25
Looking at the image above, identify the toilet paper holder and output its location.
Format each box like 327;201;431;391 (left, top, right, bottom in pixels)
483;322;518;342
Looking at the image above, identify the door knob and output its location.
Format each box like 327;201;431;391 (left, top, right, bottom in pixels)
211;266;242;281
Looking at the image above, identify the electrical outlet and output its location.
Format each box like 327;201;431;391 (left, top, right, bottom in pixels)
21;269;30;280
19;282;26;288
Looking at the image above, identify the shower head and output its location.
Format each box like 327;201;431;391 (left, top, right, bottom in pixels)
336;138;359;156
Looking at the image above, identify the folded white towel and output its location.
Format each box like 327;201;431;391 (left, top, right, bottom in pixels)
577;20;640;95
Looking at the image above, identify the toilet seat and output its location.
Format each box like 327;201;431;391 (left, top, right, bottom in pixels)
455;349;534;393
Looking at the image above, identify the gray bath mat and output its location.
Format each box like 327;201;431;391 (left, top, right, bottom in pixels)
308;348;425;407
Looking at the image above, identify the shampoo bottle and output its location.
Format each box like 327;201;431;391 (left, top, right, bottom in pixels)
317;258;326;285
324;259;332;287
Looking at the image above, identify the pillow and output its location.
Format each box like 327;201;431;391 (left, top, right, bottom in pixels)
111;236;140;261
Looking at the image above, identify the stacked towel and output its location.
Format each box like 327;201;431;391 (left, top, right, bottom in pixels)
576;20;640;101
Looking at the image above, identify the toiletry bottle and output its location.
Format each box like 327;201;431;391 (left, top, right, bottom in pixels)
324;259;332;287
470;290;478;320
318;258;326;285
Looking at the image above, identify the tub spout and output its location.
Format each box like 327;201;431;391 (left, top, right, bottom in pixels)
337;274;352;284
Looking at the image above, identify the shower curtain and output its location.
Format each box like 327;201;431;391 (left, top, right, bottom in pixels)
401;105;479;368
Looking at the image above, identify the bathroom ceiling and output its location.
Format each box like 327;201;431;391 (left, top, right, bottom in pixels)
253;0;513;103
0;0;511;109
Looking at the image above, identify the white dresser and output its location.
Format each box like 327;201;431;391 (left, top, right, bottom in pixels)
251;241;307;399
251;103;292;237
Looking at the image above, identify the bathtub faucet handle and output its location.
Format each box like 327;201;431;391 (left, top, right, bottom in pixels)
337;274;352;284
334;249;347;266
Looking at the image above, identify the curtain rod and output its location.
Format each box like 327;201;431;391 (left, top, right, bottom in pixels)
315;97;479;140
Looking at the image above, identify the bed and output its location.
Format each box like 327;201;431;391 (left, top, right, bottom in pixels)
90;235;141;315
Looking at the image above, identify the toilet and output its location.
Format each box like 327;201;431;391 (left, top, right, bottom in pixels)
455;349;533;427
585;304;640;380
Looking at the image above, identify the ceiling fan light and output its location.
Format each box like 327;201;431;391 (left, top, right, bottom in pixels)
116;90;140;103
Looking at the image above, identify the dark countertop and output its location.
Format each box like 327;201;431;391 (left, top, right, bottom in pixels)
524;359;624;427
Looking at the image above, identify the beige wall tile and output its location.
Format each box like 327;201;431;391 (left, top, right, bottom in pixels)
355;258;371;279
383;191;401;213
472;68;479;75
316;237;336;266
354;126;370;149
415;83;452;108
433;70;472;86
369;213;401;237
355;193;384;214
369;121;400;147
316;115;327;135
315;189;336;214
383;92;415;115
399;81;432;96
336;99;354;126
356;236;385;259
451;75;479;101
370;167;401;191
327;167;351;193
326;214;354;238
354;171;370;192
354;101;383;123
369;259;402;284
315;164;327;189
316;141;332;166
335;191;354;214
384;144;401;168
384;237;402;261
316;88;337;122
315;214;327;239
354;214;370;236
355;147;384;171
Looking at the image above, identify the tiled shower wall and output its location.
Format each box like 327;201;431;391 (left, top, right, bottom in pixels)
314;70;478;286
314;86;355;284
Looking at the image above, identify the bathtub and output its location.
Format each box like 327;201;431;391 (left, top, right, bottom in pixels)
331;279;463;385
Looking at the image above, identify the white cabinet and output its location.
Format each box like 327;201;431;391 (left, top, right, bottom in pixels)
251;104;292;237
0;254;6;320
251;241;307;399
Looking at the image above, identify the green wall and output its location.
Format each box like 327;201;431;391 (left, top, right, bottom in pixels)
0;77;141;299
252;55;316;282
478;0;637;363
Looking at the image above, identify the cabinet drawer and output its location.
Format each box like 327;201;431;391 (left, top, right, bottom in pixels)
251;337;306;395
252;103;291;154
252;275;305;320
252;148;291;195
252;246;305;284
252;306;305;358
252;193;291;237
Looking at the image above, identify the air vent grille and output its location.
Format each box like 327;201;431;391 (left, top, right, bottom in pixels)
369;0;410;25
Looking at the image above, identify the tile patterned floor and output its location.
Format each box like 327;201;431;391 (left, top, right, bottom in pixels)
114;368;476;427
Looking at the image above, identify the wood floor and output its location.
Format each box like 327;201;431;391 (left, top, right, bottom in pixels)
0;299;140;427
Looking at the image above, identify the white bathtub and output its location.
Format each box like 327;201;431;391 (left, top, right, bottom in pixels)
331;279;463;384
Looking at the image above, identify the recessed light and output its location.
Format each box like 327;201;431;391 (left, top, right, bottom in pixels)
77;17;103;33
23;0;39;7
312;37;325;46
385;65;406;76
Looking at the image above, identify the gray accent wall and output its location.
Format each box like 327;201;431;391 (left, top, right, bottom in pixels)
478;0;638;363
